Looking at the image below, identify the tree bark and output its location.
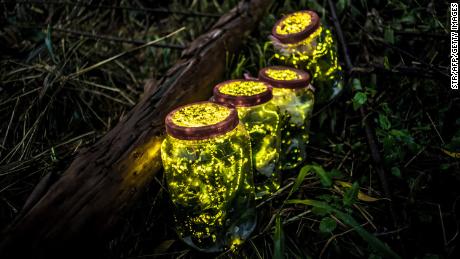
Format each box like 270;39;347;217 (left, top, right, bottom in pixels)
0;0;272;257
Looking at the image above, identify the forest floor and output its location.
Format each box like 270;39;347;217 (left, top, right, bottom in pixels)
0;0;458;258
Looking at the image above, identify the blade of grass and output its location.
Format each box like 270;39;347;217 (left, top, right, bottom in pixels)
67;27;186;79
287;199;401;259
289;165;332;197
273;214;285;259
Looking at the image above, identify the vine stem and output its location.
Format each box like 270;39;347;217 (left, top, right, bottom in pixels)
326;0;403;244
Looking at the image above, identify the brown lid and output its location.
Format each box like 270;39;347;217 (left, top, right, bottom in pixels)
213;79;273;107
271;10;320;44
258;66;311;89
165;101;239;140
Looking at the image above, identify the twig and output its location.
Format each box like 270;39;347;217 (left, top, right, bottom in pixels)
404;146;427;168
351;64;442;78
437;204;447;246
393;30;447;39
13;24;185;49
2;98;19;147
327;0;400;235
319;222;369;259
374;226;409;236
414;96;446;145
53;27;185;49
425;111;446;145
66;27;186;78
346;15;448;78
327;0;352;71
4;0;222;18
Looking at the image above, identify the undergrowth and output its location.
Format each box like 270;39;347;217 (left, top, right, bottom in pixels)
1;0;458;258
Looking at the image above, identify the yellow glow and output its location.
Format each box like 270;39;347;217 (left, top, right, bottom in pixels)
219;80;268;96
273;26;343;103
171;102;230;127
276;12;312;35
277;25;323;55
161;123;256;251
230;238;243;250
271;87;314;170
122;136;163;187
265;68;302;81
236;102;281;198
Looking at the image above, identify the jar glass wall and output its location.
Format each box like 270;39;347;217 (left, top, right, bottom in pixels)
161;102;256;252
259;67;314;170
213;80;281;198
271;10;343;104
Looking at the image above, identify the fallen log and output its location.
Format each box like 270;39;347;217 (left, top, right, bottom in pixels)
0;0;272;257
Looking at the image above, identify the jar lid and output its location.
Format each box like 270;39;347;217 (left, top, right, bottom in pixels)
165;101;239;140
213;79;273;107
258;66;311;89
271;10;320;44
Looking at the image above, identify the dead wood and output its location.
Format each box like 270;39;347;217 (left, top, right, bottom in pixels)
0;0;272;257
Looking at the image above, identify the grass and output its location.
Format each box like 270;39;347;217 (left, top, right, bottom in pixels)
1;0;458;258
0;0;226;230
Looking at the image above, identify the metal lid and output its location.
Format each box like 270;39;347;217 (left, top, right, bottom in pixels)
258;66;311;89
213;79;273;107
271;10;320;44
165;101;239;140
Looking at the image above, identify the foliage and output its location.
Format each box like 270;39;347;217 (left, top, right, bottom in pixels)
0;0;457;258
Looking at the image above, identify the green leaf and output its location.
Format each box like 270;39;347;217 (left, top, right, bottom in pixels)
329;168;344;179
343;182;359;207
352;78;362;91
384;27;395;44
381;102;391;114
45;24;57;64
353;92;367;110
290;165;332;196
378;114;391;130
273;214;285;259
440;163;450;170
312;206;330;216
319;217;337;233
384;56;391;69
391;167;401;178
286;199;401;259
400;11;416;24
231;55;247;79
337;0;349;14
290;165;313;196
313;165;333;187
369;254;383;259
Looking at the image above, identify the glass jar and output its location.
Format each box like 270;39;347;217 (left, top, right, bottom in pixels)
161;102;256;252
270;10;343;104
258;66;314;170
213;79;281;199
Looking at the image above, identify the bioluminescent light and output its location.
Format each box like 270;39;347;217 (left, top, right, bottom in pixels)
259;66;314;170
161;101;256;252
271;10;343;104
213;79;281;199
